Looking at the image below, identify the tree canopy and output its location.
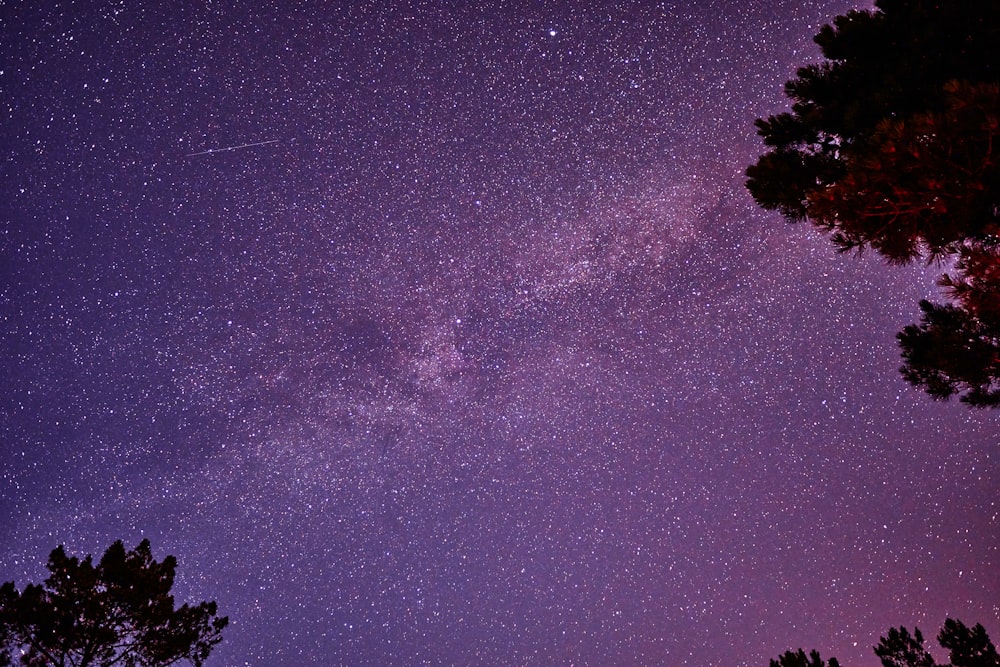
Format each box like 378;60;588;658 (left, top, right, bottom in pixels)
0;539;227;667
771;618;998;667
770;648;840;667
746;0;1000;406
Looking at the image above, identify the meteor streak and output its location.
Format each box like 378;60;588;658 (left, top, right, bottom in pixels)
185;139;279;157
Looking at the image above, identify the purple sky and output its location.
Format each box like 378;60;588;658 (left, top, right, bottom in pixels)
1;2;996;665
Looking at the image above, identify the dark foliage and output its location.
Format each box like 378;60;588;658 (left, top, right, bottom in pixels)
898;298;1000;406
774;618;998;667
0;540;227;667
747;0;1000;407
770;648;840;667
875;619;1000;667
748;1;1000;249
875;626;938;667
938;619;1000;667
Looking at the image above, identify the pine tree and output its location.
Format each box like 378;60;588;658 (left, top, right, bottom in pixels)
0;540;227;667
747;0;1000;406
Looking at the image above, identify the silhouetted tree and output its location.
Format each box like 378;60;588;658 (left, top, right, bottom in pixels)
937;619;1000;667
874;625;938;667
876;619;1000;667
898;298;1000;406
802;81;1000;264
772;619;998;667
770;648;840;667
0;540;227;667
746;0;1000;407
747;1;1000;248
898;242;1000;406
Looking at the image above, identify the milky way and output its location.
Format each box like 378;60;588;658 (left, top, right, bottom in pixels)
2;2;997;665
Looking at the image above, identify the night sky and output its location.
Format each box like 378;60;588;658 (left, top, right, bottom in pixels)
1;2;997;665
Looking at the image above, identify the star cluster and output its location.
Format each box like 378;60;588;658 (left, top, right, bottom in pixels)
1;2;997;665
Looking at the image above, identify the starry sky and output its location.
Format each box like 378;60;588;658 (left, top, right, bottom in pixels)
1;1;997;665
